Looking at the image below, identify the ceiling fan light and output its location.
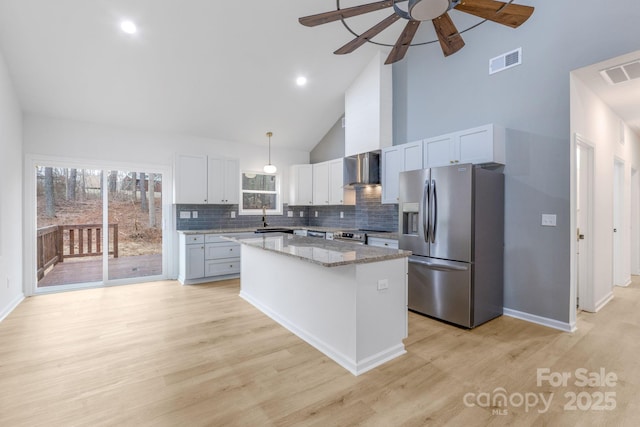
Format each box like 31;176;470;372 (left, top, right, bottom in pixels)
409;0;451;21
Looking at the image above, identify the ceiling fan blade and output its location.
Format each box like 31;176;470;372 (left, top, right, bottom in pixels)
300;0;400;27
334;14;401;55
432;12;465;57
385;20;421;65
454;0;534;28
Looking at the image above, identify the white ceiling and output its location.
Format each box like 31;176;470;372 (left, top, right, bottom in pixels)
0;1;637;151
572;50;640;136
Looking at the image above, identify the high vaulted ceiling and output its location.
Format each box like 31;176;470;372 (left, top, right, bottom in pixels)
0;1;637;151
0;0;408;151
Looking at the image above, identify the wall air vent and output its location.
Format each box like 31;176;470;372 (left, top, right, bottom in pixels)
600;60;640;85
489;48;522;75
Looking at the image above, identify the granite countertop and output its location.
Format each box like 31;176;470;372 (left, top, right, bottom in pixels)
177;226;346;235
224;233;411;267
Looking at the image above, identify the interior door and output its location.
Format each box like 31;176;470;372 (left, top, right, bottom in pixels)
613;159;624;286
429;164;473;262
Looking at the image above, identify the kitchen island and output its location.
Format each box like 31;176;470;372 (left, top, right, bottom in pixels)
226;233;411;376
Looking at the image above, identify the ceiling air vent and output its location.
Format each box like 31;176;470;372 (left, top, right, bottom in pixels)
600;60;640;85
489;48;522;75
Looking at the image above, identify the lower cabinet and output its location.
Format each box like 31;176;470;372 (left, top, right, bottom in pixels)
178;233;241;284
367;237;399;249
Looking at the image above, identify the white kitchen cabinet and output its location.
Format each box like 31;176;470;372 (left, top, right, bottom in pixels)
208;157;239;204
312;162;329;205
174;154;239;204
367;237;398;249
174;154;208;204
178;234;205;282
178;233;241;284
328;158;354;205
423;124;505;168
289;164;313;206
381;141;423;204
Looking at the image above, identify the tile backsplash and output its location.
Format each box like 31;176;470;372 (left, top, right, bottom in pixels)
176;186;398;231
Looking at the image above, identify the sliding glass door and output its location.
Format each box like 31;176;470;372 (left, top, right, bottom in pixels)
35;164;164;289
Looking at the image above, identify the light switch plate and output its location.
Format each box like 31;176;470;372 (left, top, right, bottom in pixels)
299;211;304;217
230;211;236;218
192;211;198;219
340;212;344;218
377;279;389;291
541;214;557;227
287;211;293;217
315;211;318;218
179;211;191;219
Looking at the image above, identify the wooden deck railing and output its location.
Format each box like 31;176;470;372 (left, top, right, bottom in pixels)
37;223;118;281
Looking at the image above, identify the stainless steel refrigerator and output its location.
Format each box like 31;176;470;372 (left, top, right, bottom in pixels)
398;164;504;328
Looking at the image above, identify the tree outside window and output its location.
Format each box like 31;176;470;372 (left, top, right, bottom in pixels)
240;172;281;215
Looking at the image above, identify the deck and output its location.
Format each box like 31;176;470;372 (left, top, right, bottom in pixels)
38;254;162;287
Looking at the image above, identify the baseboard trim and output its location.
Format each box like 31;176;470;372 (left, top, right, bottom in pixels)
0;293;25;323
503;308;576;333
594;292;614;312
616;278;632;288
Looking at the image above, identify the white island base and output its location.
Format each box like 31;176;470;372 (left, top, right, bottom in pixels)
239;244;408;376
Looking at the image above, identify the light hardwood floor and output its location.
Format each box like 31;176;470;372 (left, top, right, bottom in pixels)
1;277;639;426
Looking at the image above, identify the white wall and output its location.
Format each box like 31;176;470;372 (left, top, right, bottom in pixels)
570;75;640;309
0;49;24;320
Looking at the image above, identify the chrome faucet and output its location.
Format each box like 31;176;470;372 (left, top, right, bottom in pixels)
262;206;269;228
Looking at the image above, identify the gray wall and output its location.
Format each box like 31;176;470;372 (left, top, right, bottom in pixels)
310;115;345;163
392;0;640;323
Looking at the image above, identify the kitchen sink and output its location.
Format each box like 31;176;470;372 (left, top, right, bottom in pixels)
254;228;294;234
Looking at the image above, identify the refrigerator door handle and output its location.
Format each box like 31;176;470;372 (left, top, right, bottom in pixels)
423;179;430;244
409;256;469;272
430;179;437;244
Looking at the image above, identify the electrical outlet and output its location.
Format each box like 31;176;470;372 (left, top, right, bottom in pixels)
340;211;344;219
315;211;318;218
541;214;557;227
377;279;389;291
192;211;198;219
287;211;293;217
300;211;304;217
230;211;236;218
179;211;191;219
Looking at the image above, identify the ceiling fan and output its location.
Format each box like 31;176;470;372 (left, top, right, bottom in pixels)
299;0;534;64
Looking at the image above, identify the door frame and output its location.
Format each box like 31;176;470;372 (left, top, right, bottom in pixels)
571;134;595;314
23;154;174;296
612;157;626;287
631;167;640;275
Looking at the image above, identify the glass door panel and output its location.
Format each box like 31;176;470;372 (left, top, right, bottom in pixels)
107;170;163;281
36;166;104;287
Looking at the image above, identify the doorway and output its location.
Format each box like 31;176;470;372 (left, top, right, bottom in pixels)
631;168;640;275
575;136;594;312
35;164;165;289
613;159;625;287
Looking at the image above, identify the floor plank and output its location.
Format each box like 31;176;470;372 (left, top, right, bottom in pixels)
1;277;639;425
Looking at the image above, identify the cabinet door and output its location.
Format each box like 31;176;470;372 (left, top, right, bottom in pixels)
456;125;494;165
423;135;454;168
328;159;345;205
382;146;402;204
207;157;225;204
312;162;329;205
403;141;423;171
174;154;208;204
223;159;239;204
290;164;313;206
185;244;205;279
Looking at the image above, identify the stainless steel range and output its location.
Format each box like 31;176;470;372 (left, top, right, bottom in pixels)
333;230;367;244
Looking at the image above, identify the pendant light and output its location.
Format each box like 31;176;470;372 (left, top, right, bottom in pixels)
263;131;277;174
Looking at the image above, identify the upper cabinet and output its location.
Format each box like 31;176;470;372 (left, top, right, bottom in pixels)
381;141;423;204
174;154;238;204
208;158;239;205
174;154;208;204
290;164;313;206
382;124;506;204
328;158;354;205
312;162;329;205
424;124;505;168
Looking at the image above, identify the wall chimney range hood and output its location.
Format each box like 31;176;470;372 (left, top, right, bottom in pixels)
344;151;380;187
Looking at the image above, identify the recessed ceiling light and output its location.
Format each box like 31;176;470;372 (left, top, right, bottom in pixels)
296;76;307;87
120;20;137;35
